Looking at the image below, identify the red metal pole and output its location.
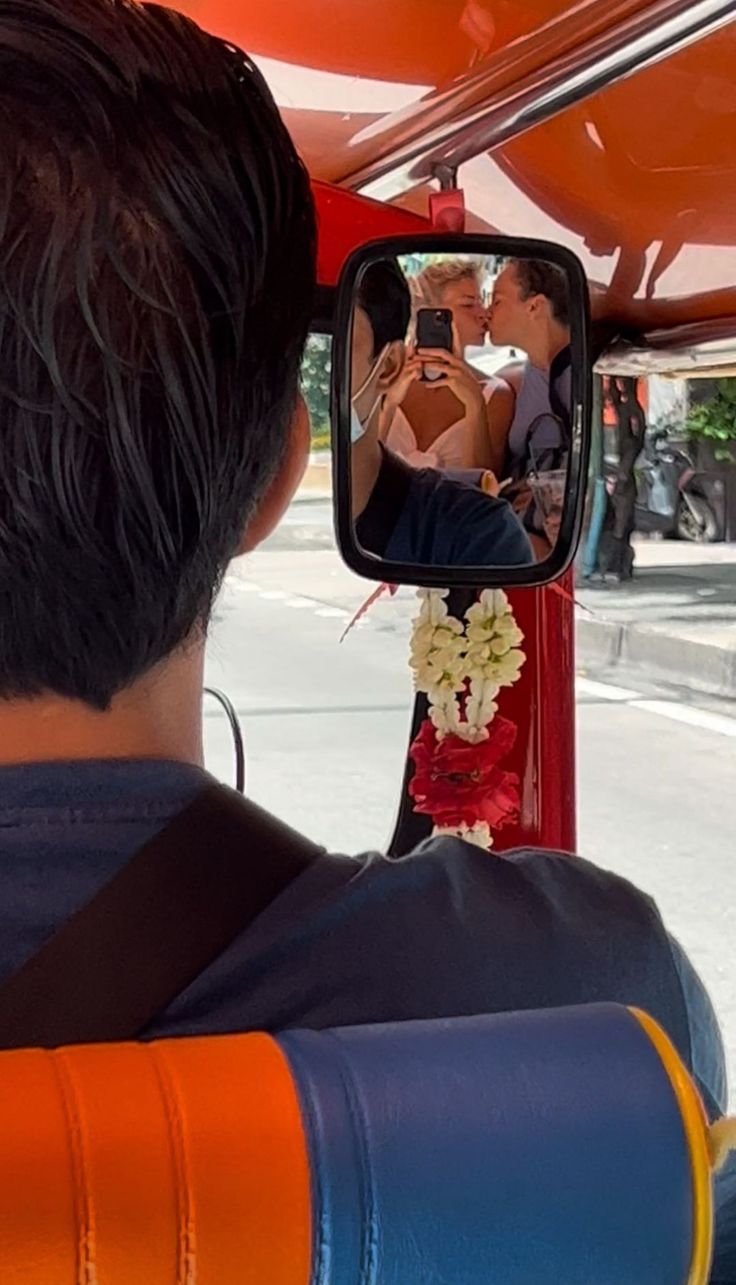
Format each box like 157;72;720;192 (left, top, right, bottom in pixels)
497;574;576;854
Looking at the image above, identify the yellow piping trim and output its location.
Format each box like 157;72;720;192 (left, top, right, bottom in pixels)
709;1116;736;1172
630;1008;713;1285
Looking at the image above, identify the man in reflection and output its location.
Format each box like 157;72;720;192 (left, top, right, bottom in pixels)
488;258;572;558
351;259;533;568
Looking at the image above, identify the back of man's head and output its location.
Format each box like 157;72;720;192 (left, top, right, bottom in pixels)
0;0;316;709
357;259;411;355
510;259;569;329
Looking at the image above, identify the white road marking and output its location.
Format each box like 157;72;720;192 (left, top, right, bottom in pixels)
577;676;736;739
576;677;641;703
315;607;350;619
630;700;736;739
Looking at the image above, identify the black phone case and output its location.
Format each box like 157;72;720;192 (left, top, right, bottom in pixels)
416;307;453;351
416;308;453;382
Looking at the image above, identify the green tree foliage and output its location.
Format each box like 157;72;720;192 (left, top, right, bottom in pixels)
300;334;332;450
687;378;736;462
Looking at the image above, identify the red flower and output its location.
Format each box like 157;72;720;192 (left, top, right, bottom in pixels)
409;717;520;830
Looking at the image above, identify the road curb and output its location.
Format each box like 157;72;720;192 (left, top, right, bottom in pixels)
575;617;624;669
576;615;736;698
299;452;331;499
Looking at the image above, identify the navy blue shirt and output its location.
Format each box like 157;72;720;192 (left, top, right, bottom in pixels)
0;757;730;1276
357;449;532;567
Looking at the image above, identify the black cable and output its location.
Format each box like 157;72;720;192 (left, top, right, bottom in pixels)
203;687;246;795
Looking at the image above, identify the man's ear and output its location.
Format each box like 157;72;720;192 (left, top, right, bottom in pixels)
237;392;311;555
377;340;406;392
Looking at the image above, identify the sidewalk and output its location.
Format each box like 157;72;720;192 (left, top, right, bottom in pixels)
299;451;331;500
576;540;736;699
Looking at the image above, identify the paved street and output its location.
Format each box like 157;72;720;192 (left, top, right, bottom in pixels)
205;507;736;1098
577;676;736;1098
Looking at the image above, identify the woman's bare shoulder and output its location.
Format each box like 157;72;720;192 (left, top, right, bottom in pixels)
485;379;515;407
494;362;526;393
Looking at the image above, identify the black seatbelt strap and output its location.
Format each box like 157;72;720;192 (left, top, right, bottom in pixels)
549;345;572;442
0;783;322;1049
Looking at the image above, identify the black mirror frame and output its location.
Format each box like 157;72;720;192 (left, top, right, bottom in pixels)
332;233;592;588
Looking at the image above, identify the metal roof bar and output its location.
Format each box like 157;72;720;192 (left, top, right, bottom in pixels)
343;0;736;202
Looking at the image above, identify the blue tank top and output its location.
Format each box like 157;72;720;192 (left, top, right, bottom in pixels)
507;362;571;479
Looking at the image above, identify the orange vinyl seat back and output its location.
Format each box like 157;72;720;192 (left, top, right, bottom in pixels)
0;1034;311;1285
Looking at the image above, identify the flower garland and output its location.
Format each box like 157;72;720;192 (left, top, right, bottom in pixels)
407;589;526;849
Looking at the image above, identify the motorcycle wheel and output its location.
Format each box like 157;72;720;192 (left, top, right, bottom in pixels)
676;495;719;543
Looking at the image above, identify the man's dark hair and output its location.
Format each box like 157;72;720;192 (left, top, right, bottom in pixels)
511;258;570;327
357;258;411;355
0;0;316;708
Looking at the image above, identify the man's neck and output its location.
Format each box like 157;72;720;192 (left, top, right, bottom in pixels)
526;322;570;371
351;429;384;520
0;643;205;767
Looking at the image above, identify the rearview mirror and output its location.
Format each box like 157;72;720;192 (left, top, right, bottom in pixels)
332;235;591;587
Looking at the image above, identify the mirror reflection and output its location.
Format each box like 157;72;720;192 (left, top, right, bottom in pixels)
350;252;573;569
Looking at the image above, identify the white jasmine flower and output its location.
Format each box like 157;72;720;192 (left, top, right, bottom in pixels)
411;639;467;696
432;821;493;850
465;677;499;730
429;695;463;738
415;588;454;628
410;593;467;697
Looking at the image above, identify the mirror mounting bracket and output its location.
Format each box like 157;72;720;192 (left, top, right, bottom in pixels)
428;165;466;232
432;163;459;191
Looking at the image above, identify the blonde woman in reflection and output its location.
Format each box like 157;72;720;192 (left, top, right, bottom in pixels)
381;259;513;474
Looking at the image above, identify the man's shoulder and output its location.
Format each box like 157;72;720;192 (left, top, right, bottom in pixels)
349;838;661;929
411;467;499;510
342;840;678;1003
155;836;681;1042
410;471;533;566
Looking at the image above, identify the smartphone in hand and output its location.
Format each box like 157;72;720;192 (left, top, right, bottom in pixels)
416;307;453;381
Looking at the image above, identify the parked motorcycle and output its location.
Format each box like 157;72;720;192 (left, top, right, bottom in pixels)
613;428;720;543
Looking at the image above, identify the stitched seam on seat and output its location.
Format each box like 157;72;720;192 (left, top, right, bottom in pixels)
283;1047;328;1285
148;1044;197;1285
52;1050;98;1285
322;1033;378;1285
